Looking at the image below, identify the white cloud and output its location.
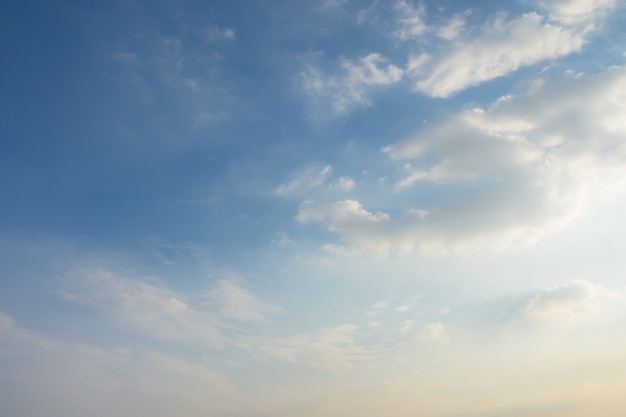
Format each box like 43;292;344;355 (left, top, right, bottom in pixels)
298;67;626;253
395;305;412;312
204;278;281;323
206;26;236;41
274;165;333;196
540;0;617;24
336;176;356;191
302;53;403;115
258;324;371;372
408;12;585;97
392;1;427;40
60;266;279;348
298;199;390;226
61;266;225;347
417;322;449;342
523;280;621;324
297;199;394;253
437;14;466;41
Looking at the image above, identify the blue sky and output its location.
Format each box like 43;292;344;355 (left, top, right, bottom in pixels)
2;0;626;416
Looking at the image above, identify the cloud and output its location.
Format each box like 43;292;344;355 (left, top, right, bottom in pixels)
60;265;279;348
302;53;403;115
297;67;626;253
274;165;333;196
523;280;621;324
61;266;225;347
400;320;415;336
408;12;585;97
298;199;395;253
417;322;449;342
392;1;427;40
540;0;617;24
205;26;236;42
0;312;238;417
436;13;466;41
335;176;356;191
258;324;371;372
204;278;281;323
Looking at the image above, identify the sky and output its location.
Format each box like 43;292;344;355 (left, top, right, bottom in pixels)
2;0;626;416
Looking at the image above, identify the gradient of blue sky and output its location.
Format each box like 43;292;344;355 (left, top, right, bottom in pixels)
2;0;626;416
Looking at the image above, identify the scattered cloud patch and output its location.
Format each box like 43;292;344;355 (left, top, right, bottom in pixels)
417;322;449;342
437;13;466;41
301;53;403;115
206;26;236;42
408;12;585;97
336;176;356;191
299;67;626;253
392;1;427;40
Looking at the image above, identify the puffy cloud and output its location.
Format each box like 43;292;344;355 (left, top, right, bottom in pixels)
302;53;403;115
408;12;585;97
298;67;626;253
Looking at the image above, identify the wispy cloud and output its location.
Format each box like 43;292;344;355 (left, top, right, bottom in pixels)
258;324;372;372
274;165;333;196
302;53;403;116
540;0;617;24
0;311;239;417
61;266;226;348
204;278;281;323
60;265;280;349
407;12;585;97
523;280;622;324
205;26;236;42
392;0;427;40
